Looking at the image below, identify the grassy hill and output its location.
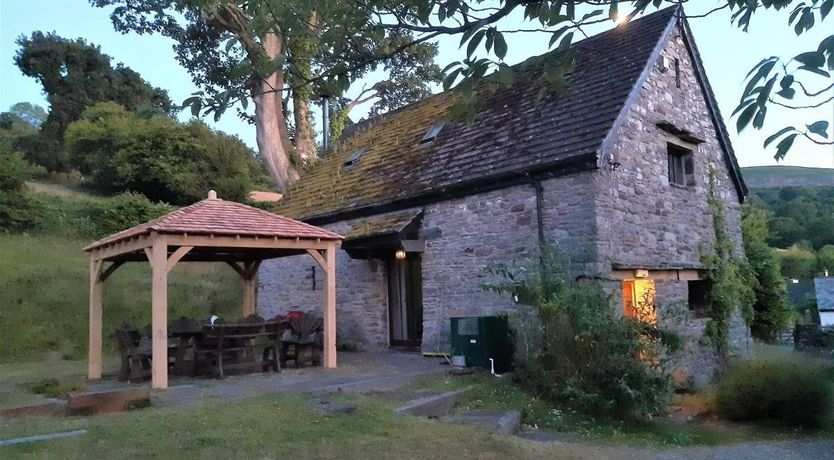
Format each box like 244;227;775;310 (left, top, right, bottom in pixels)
0;183;241;363
741;166;833;189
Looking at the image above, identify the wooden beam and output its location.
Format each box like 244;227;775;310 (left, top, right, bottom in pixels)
88;258;103;380
306;249;326;271
165;234;333;250
99;260;124;283
143;247;153;263
242;261;261;317
89;236;151;261
150;236;169;389
225;261;246;277
323;242;337;368
165;246;194;272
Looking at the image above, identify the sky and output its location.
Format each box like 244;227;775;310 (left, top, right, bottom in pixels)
1;0;832;169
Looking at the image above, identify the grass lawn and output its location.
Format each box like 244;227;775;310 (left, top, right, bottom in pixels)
0;387;607;460
0;233;241;363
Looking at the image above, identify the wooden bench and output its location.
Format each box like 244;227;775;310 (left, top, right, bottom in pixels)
194;321;286;378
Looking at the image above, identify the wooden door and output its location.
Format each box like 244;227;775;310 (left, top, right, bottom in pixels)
388;255;423;348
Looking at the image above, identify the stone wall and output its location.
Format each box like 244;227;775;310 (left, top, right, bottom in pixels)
593;27;743;272
258;217;391;349
420;175;596;352
592;25;748;385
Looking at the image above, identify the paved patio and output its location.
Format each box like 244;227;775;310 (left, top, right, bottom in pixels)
89;351;446;408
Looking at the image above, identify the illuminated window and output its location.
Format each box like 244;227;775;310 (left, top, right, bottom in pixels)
622;279;656;324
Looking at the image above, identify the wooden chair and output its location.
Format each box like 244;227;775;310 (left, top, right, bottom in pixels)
115;328;151;382
280;313;324;368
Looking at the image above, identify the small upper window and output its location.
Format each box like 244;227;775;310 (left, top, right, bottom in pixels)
419;122;445;144
343;147;367;169
667;143;695;188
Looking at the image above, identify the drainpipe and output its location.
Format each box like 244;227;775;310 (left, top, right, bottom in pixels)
527;176;545;246
321;96;331;151
528;176;548;294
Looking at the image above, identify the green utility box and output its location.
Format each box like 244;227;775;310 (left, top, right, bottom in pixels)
450;316;513;373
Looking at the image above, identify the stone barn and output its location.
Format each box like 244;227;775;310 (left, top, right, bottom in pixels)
258;7;749;385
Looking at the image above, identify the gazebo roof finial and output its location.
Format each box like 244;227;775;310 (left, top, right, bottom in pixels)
208;190;218;200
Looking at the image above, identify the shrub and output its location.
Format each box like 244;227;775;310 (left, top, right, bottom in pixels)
715;358;834;428
0;144;42;231
85;192;173;237
31;378;84;398
482;244;673;419
742;206;795;340
65;102;269;204
34;190;172;239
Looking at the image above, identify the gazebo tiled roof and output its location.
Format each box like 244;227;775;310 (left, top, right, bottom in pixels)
84;193;342;252
84;191;343;389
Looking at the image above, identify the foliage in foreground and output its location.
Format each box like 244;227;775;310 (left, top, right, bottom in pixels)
482;245;673;419
741;206;795;340
715;357;834;429
703;169;755;356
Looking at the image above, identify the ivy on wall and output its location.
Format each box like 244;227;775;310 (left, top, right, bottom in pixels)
703;167;755;358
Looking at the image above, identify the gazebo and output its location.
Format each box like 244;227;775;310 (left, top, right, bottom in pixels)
83;191;343;389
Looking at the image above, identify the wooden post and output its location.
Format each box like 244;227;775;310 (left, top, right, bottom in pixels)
88;257;103;380
323;242;337;368
242;261;260;317
150;236;169;389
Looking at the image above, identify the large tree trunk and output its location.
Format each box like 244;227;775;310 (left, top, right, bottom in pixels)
293;92;316;164
252;33;299;193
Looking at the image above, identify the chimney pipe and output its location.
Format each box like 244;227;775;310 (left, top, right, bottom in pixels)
322;96;330;151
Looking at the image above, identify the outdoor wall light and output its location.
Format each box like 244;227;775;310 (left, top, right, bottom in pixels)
395;249;407;260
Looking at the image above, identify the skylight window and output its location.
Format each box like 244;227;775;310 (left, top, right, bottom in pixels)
343;147;367;168
419;122;445;144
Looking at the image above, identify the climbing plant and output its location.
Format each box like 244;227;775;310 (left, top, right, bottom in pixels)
703;167;755;358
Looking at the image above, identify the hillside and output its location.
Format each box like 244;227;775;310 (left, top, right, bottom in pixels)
0;183;241;362
741;166;833;189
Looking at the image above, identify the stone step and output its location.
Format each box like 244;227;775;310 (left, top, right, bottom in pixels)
448;409;522;435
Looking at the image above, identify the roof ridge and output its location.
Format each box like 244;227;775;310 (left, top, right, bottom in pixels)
223;200;343;238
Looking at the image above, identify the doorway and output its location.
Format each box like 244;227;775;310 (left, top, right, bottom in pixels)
387;254;423;348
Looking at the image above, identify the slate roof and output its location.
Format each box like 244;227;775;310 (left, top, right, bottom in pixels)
275;6;742;223
84;195;342;251
815;277;834;311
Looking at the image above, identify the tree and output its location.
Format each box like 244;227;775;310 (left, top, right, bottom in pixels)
65;102;267;204
14;32;174;172
818;244;834;274
5;102;47;128
742;206;795;340
94;0;442;192
777;245;818;279
0;144;41;231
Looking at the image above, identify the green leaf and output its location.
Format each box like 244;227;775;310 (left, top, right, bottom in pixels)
763;127;795;148
798;65;831;78
494;32;507;60
774;133;798;160
807;120;830;138
822;0;833;20
736;103;758;132
794;51;825;67
466;29;486;58
558;32;574;50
